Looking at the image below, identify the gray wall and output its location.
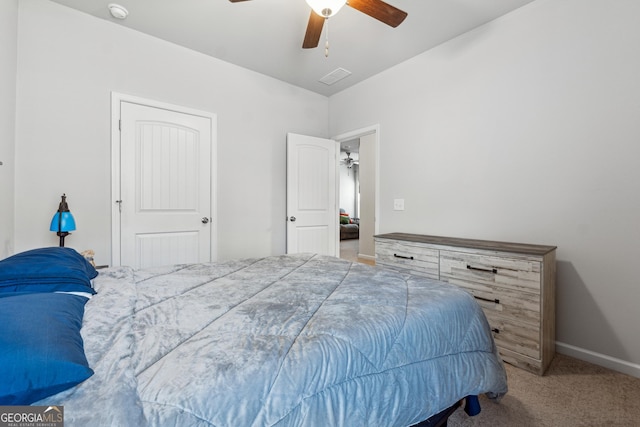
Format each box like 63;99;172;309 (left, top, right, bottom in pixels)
14;0;328;265
0;0;18;258
330;0;640;375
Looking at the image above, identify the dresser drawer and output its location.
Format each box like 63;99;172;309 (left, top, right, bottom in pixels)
375;239;439;279
484;312;541;360
451;277;542;327
440;250;542;326
440;250;541;294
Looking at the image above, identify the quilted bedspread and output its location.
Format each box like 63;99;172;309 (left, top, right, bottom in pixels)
40;253;507;426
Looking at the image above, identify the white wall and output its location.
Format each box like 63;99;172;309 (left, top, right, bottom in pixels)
339;162;356;217
0;0;18;259
330;0;640;375
358;133;376;258
15;0;328;265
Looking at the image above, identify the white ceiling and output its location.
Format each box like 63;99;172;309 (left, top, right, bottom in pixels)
48;0;536;96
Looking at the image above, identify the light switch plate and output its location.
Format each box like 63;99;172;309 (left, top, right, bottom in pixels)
393;199;405;211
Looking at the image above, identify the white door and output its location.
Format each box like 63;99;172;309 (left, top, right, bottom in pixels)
116;100;214;269
286;133;338;256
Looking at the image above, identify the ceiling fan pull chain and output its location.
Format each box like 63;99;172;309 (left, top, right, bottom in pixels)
325;18;330;57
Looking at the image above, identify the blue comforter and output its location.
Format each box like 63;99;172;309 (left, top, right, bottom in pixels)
40;254;507;426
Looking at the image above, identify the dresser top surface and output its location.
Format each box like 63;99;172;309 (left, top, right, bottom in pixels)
375;233;556;256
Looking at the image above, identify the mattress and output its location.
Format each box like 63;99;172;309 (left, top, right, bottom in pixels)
38;253;508;426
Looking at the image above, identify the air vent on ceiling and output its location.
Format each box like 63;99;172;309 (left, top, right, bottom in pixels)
319;68;352;86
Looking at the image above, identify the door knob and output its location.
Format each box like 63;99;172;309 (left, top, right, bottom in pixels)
201;217;210;224
289;216;296;222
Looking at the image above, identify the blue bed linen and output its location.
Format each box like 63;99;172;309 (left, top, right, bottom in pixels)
0;247;97;295
38;254;507;426
0;293;93;404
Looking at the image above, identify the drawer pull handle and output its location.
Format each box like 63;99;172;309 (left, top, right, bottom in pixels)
394;254;414;260
467;264;497;274
491;328;500;334
474;295;500;304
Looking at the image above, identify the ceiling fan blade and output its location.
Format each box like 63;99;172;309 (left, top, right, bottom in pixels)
347;0;407;28
303;11;325;49
228;0;252;2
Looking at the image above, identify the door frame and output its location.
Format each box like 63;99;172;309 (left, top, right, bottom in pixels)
110;92;218;266
332;124;380;259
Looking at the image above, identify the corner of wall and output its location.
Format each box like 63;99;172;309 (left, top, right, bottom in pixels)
0;0;19;259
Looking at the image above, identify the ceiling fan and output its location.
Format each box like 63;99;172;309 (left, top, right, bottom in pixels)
341;152;359;168
228;0;408;50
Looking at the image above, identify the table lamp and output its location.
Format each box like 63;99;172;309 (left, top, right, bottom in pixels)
50;194;76;247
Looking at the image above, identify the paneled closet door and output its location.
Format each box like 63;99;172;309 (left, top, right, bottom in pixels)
117;100;214;269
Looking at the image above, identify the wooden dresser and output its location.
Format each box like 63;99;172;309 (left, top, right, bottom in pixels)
375;232;557;375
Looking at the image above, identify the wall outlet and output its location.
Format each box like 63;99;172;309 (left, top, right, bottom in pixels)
393;199;405;211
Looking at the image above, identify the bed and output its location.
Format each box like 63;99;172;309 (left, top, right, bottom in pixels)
1;248;507;426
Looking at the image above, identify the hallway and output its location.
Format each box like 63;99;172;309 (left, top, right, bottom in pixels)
339;239;375;266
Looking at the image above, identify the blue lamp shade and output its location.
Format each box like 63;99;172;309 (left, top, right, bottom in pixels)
50;194;76;247
49;211;76;232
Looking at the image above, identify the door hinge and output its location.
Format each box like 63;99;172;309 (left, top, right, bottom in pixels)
118;119;122;131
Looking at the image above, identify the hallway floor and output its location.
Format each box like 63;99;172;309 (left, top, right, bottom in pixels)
339;239;375;266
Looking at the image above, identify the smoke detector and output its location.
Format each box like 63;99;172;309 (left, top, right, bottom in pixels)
108;4;128;20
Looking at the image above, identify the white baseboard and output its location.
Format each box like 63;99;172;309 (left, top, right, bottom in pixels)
357;253;375;261
556;341;640;379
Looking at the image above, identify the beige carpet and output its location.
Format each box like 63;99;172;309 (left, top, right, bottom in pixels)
447;353;640;426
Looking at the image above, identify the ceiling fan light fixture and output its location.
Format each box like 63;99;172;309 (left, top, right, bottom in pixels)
305;0;347;18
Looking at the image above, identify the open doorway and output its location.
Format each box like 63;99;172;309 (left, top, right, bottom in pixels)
338;142;361;262
334;126;379;266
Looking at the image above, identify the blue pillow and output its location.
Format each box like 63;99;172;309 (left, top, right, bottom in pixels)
0;247;97;295
0;292;94;404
